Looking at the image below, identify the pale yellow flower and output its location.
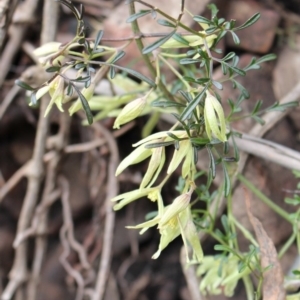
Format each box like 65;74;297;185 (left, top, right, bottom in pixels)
204;91;227;142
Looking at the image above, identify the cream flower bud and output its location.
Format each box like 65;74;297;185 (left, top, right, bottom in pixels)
204;92;227;142
158;191;192;228
111;187;156;211
113;96;147;129
44;76;64;117
115;144;152;176
183;218;203;262
167;139;191;175
140;147;165;188
33;42;61;57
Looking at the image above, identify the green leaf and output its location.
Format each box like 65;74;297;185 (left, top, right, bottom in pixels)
252;115;265;125
221;62;227;75
45;66;61;73
167;132;182;141
222;52;235;61
230;31;240;44
73;86;93;125
142;30;176;54
180;58;201;65
57;0;81;20
196;78;211;85
144;141;175;148
252;99;263;115
207;146;216;179
182;76;200;84
66;84;73;96
157;19;176;28
267;101;298;112
126;10;151;23
178;90;193;103
75;62;87;70
222;162;231;197
190;137;210;145
223;141;229;154
111;51;126;64
172;33;189;46
214;244;232;253
15;79;35;91
193;15;211;24
207;3;219;17
93;30;104;51
180;85;208;121
205;26;218;34
72;76;91;83
235;13;260;31
231;134;240;161
151;100;185;108
31;92;37;106
112;64;155;87
212;80;223;90
221;215;230;234
285;197;300;206
109;67;116;79
232;80;250;99
255;53;277;64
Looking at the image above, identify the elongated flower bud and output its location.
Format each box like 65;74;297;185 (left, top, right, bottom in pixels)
204;92;227;142
113;96;147;129
159;191;192;228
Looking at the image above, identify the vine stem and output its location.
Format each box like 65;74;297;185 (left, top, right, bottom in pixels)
237;174;291;223
128;2;176;102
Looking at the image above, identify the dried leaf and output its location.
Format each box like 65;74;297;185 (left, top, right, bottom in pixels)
244;189;285;300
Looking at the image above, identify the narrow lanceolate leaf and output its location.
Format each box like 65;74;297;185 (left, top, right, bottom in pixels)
151;100;185;108
222;52;235;61
73;86;93;125
212;80;223;90
31;92;37;106
45;66;61;73
230;67;246;76
255;53;277;64
234;13;260;31
93;30;104;51
126;10;151;23
268;101;298;112
157;19;176;28
230;31;240;45
180;85;208;121
193;15;211;24
144;141;175;149
206;146;216;178
15;79;35;91
112;64;155;87
172;33;189;46
222;162;230;197
142;30;176;54
109;66;116;79
111;51;126;64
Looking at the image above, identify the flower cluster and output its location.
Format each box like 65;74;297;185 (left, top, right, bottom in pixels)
197;255;252;296
112;130;203;261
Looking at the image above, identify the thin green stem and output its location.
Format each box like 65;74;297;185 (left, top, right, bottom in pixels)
232;217;258;247
134;0;201;36
227;192;239;250
278;232;296;258
237;174;292;224
128;2;176;102
242;275;255;300
158;54;191;91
